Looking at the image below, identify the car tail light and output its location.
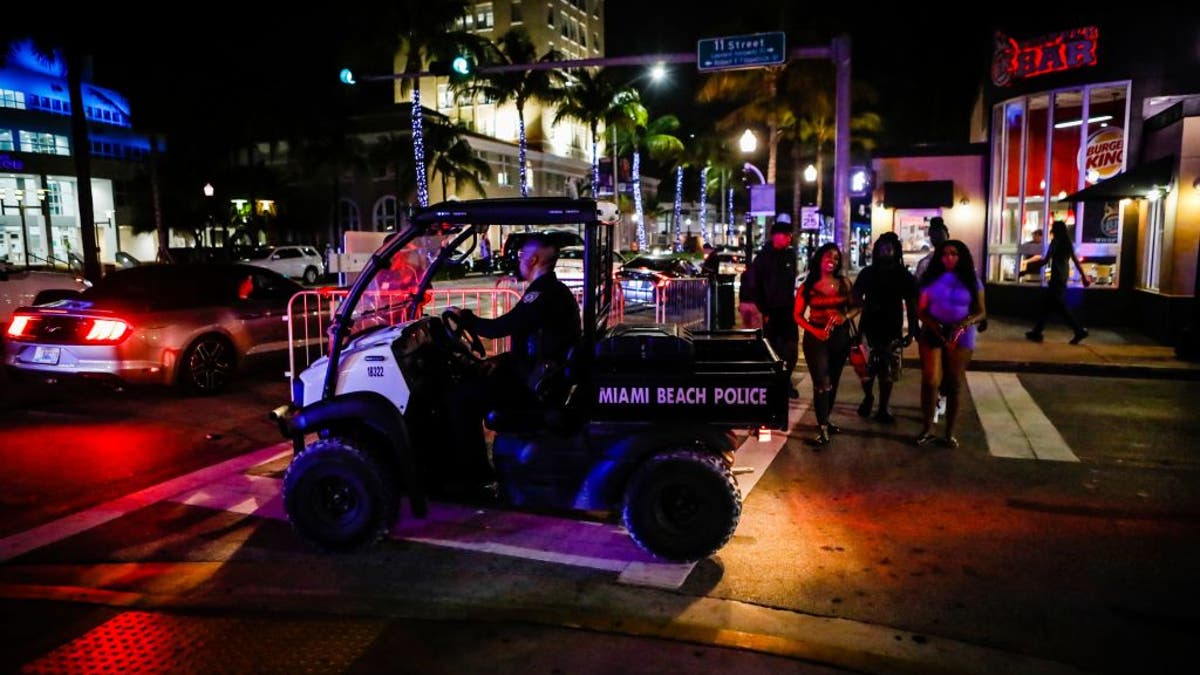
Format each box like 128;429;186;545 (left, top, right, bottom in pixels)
6;315;33;339
85;318;132;344
5;313;133;344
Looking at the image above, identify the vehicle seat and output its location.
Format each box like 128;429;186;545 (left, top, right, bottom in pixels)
485;346;581;434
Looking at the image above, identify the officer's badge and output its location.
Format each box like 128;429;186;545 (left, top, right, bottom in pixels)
522;291;541;303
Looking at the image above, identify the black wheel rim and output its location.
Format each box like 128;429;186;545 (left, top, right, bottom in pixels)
313;475;359;524
652;481;705;533
187;339;233;391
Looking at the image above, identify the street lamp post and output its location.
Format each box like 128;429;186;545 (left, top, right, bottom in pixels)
740;129;773;262
802;164;818;255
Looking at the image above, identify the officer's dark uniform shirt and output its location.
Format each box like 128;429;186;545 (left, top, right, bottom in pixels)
462;271;581;378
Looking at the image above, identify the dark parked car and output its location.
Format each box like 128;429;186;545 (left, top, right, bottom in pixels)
4;263;307;394
616;255;699;305
497;229;584;274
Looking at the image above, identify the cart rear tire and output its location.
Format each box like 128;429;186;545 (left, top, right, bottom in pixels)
622;449;742;562
283;438;397;552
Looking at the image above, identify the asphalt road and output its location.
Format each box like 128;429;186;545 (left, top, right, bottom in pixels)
1;364;1197;673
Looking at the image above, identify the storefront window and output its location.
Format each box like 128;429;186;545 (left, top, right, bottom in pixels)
987;81;1129;287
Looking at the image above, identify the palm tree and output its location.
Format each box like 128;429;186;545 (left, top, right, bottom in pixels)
424;118;492;199
295;129;367;244
553;68;622;197
455;27;565;198
696;66;787;186
349;0;484;207
616;101;684;250
368;133;417;210
690;134;734;244
780;63;882;240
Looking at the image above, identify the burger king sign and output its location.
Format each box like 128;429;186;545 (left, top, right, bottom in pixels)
1081;127;1124;181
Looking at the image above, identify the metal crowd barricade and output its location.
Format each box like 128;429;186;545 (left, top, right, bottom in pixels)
655;277;710;329
284;287;522;386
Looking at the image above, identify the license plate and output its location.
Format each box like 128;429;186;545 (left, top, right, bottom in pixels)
31;346;60;365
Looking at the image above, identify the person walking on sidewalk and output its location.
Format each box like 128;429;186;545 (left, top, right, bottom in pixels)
914;216;949;280
915;240;986;448
1026;219;1092;345
741;215;800;398
795;242;857;448
852;232;919;424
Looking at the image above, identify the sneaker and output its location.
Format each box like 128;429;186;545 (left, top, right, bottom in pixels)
915;431;938;446
1025;330;1044;343
933;395;946;423
873;410;896;424
826;423;844;435
1070;329;1089;345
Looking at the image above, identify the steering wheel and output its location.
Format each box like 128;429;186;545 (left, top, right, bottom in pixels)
441;309;487;359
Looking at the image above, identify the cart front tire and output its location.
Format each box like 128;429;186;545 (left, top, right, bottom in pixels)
623;449;742;563
283;438;397;552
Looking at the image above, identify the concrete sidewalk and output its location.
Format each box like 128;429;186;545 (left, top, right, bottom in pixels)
959;314;1200;380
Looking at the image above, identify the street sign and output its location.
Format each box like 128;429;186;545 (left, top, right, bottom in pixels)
697;32;787;72
749;184;776;216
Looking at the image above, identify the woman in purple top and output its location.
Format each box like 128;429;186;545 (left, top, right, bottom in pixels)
916;240;986;448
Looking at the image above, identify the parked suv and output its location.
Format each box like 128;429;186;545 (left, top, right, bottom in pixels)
497;230;583;274
241;245;325;284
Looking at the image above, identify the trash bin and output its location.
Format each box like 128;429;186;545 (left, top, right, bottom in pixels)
714;273;735;329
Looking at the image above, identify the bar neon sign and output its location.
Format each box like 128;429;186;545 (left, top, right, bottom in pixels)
991;26;1099;87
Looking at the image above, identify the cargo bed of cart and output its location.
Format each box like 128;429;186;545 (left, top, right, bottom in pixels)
583;324;790;430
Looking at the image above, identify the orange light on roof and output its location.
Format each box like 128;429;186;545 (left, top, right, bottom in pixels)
85;318;130;342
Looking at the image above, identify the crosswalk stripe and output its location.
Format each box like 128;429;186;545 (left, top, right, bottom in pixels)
967;372;1035;458
967;372;1080;462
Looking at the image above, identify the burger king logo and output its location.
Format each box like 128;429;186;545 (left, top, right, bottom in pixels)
1080;127;1124;181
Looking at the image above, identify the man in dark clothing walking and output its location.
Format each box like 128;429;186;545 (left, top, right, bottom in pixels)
740;214;800;398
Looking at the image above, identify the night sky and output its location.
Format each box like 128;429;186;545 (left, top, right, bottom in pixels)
8;4;1157;166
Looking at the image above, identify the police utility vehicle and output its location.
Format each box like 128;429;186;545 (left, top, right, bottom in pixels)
272;198;789;562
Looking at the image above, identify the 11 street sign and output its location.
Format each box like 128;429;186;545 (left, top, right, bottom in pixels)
697;32;787;72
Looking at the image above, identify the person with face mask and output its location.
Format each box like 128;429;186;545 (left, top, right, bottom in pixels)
852;232;919;423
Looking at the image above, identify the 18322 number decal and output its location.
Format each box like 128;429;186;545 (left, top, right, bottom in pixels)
367;366;385;377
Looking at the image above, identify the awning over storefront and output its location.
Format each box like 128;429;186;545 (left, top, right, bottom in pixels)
1058;156;1176;202
882;180;954;208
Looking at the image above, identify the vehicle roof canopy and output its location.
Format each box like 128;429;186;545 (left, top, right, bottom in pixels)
410;198;602;230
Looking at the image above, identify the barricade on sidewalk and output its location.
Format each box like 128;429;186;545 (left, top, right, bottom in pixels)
655;277;709;329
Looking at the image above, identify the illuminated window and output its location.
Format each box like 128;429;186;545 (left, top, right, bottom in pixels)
475;3;493;29
437;83;454;109
46;181;64;215
1140;196;1164;291
373;195;398;231
0;129;12;151
18;131;69;155
338;199;360;230
987;81;1129;287
0;89;26;109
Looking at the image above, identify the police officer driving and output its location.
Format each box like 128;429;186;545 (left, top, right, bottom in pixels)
443;233;582;497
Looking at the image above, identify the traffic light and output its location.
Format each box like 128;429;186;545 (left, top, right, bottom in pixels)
430;53;476;83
